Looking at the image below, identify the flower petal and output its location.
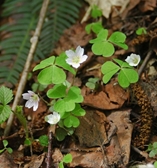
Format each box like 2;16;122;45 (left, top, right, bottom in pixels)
65;50;75;58
22;93;31;100
25;100;34;109
76;46;84;56
45;112;60;125
79;55;88;63
125;53;141;66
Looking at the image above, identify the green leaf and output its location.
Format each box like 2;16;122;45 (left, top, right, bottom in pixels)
54;99;75;114
86;78;99;90
0;148;5;154
91;5;102;18
39;135;48;147
154;161;157;168
59;162;64;168
85;22;103;34
7;148;13;154
38;65;66;85
113;59;132;68
63;154;72;163
65;86;83;103
147;144;153;151
86;82;95;89
55;128;67;141
24;138;32;146
88;77;99;83
63;115;80;128
92;41;114;57
108;31;128;50
47;84;67;99
33;56;55;71
0;105;12;124
136;27;147;35
0;86;13;105
101;61;120;83
149;149;157;157
90;29;108;43
54;99;66;114
118;69;139;88
3;140;8;147
55;53;76;75
153;142;157;149
64;99;76;112
71;104;86;116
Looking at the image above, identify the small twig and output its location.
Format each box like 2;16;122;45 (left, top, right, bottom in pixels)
46;131;53;168
131;145;148;159
4;0;50;136
138;50;153;76
46;125;55;168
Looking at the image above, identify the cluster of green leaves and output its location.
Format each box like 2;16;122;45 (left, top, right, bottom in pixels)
91;5;102;19
33;52;85;140
136;27;147;35
147;142;157;168
0;86;13;124
101;59;138;88
85;20;139;88
0;140;13;154
147;142;157;157
59;154;72;168
90;29;128;57
85;77;99;90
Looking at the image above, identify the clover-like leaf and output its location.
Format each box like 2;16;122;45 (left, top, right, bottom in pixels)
38;65;66;85
47;84;67;99
108;31;128;50
114;59;132;68
63;154;72;163
55;127;67;141
118;69;139;88
71;103;86;116
0;86;13;105
90;29;108;43
65;86;83;103
149;150;157;158
63;115;80;128
54;99;75;115
33;56;55;71
85;22;103;34
136;27;147;35
101;61;120;83
39;135;48;147
92;41;114;57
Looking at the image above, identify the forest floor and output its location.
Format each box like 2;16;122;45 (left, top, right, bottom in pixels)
1;0;157;168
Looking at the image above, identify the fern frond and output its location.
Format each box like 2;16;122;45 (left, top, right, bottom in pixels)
0;0;82;87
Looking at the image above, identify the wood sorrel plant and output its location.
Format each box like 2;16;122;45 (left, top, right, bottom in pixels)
86;22;140;88
33;46;87;140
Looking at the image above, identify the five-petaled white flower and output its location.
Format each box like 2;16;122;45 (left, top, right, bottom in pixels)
65;46;88;68
125;53;141;66
22;91;39;111
45;112;60;125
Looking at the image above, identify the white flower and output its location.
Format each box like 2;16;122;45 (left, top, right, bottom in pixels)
146;163;155;168
65;46;88;68
125;53;141;66
22;91;39;111
45;112;60;125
